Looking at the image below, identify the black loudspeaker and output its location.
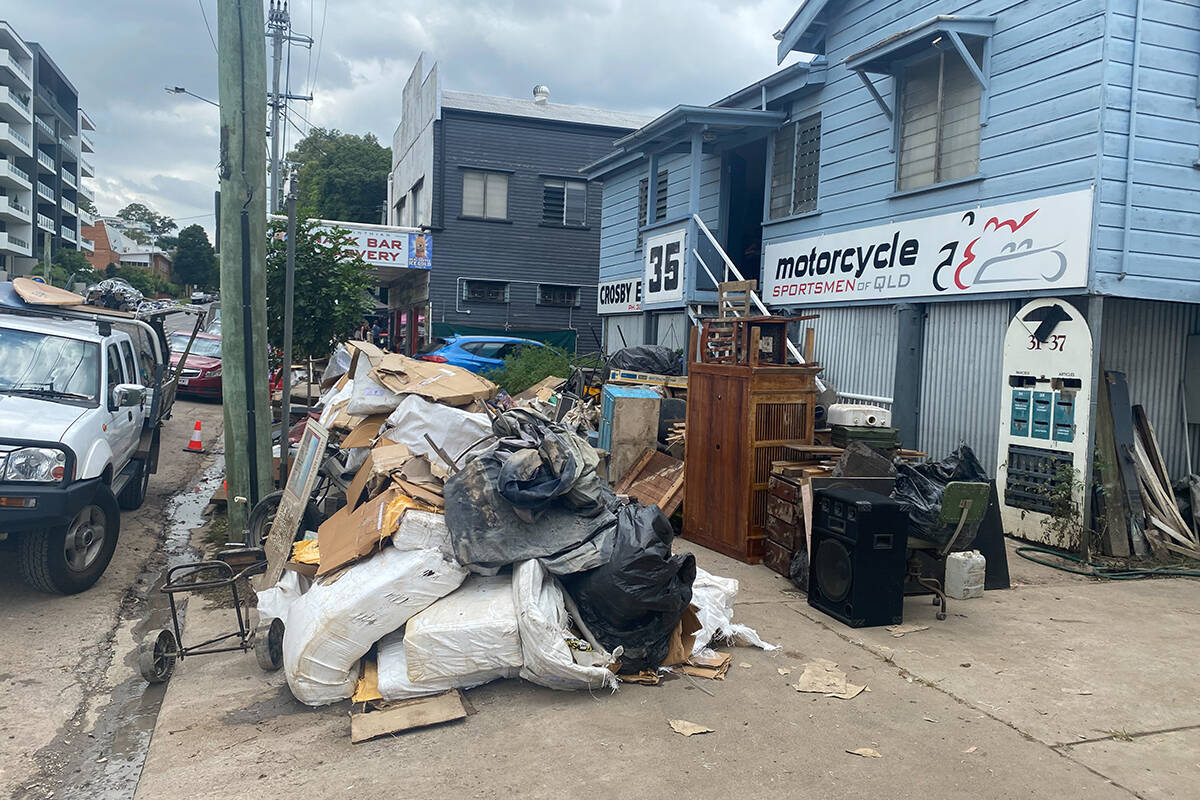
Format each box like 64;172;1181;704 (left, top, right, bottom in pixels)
808;488;909;628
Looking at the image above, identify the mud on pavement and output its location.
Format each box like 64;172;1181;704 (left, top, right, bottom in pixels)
1;400;225;800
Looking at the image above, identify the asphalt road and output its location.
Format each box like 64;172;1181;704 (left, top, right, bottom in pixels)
0;398;225;800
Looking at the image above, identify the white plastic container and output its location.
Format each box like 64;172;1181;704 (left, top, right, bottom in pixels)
944;550;986;600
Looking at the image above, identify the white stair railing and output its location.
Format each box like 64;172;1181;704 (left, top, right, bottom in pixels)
690;214;825;390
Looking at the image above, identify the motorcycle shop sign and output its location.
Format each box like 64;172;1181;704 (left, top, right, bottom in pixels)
761;188;1092;304
597;277;642;314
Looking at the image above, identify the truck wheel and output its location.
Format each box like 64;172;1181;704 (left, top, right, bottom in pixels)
18;487;121;594
118;459;150;510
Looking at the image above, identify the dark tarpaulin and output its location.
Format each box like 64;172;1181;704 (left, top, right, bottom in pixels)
892;444;990;548
608;345;683;376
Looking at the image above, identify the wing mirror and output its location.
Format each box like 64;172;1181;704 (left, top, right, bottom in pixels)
113;384;147;408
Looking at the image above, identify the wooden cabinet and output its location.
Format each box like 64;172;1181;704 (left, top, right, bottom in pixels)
682;320;821;562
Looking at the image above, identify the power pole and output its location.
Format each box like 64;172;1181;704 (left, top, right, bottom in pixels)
278;170;298;486
266;0;312;214
218;0;273;534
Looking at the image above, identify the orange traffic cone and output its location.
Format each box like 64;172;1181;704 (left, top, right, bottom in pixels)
183;420;205;453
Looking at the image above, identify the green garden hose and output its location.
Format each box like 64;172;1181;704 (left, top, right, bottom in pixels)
1014;546;1200;580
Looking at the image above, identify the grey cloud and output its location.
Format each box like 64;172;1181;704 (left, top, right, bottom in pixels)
5;0;800;239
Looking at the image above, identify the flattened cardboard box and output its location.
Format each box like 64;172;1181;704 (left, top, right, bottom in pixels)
370;353;497;407
316;486;404;576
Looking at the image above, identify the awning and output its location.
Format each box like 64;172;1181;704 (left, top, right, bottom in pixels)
845;16;995;74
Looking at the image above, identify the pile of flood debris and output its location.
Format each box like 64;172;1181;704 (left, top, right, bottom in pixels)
258;341;773;742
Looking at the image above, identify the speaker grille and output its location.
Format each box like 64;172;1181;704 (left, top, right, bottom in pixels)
815;537;852;603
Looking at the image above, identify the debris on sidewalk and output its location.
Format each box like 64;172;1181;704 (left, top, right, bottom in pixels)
793;658;867;700
846;747;882;758
241;339;777;739
668;719;713;737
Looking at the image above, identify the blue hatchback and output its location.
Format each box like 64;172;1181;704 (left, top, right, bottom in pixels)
418;335;546;373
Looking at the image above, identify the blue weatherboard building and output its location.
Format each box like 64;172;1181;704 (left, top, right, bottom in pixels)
587;0;1200;504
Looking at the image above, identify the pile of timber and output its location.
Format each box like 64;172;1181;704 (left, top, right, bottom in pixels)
1132;406;1200;558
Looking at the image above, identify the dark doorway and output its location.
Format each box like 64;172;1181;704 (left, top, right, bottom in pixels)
723;139;767;285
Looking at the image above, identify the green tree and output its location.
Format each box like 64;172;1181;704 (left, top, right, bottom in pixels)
116;265;158;297
117;202;178;247
287;128;391;223
49;249;99;287
266;218;374;362
78;196;98;215
173;224;218;288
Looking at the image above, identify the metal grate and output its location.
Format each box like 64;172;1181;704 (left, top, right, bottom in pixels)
1004;444;1072;514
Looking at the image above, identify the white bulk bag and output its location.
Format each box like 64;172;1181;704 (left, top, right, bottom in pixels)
403;574;523;683
690;567;778;656
511;560;617;692
346;355;404;416
382;395;492;474
282;546;468;706
376;630;517;701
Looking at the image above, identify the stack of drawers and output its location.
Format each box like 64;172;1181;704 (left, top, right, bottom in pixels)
764;474;803;576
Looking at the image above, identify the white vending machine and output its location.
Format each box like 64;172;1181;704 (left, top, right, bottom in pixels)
995;298;1093;548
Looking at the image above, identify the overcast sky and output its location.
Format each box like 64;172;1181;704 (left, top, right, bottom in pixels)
4;0;801;239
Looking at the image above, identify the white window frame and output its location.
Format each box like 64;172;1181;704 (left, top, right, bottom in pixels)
768;113;821;220
462;169;508;221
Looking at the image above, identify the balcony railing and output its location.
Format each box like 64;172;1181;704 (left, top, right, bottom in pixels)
77;208;94;226
36;181;54;201
6;53;31;81
37;212;53;231
35;116;53;139
81;131;94;153
58;137;78;157
61;169;75;189
6;195;29;215
80;236;94;250
80;156;93;176
61;196;76;215
1;123;30;149
37;149;55;172
2;159;30;184
60;224;76;242
5;233;29;249
77;180;93;200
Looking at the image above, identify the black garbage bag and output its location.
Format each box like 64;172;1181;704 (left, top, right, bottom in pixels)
444;452;617;576
891;444;990;548
561;504;696;673
608;345;682;376
86;278;144;311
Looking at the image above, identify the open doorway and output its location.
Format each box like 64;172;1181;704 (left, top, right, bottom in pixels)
723;139;767;285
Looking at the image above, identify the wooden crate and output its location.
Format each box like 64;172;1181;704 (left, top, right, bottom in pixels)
682;324;821;563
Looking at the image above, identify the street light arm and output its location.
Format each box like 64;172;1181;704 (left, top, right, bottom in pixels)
165;86;219;108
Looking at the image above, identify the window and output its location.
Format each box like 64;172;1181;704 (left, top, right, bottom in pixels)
542;179;587;226
462;170;508;220
897;44;983;191
637;169;668;247
770;114;821;219
119;341;138;387
394;195;407;227
410;178;425;227
463;341;507;358
461;280;509;303
537;284;581;308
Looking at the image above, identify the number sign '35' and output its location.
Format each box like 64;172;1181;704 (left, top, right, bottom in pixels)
643;227;686;305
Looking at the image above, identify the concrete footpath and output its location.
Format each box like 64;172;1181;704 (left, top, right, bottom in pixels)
132;514;1200;799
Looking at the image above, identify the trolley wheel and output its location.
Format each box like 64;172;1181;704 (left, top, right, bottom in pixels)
139;628;178;684
254;617;285;672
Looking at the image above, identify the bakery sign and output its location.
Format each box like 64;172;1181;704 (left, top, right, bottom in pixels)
597;277;642;314
761;188;1093;304
314;223;433;270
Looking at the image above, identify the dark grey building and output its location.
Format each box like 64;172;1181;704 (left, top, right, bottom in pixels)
386;56;650;353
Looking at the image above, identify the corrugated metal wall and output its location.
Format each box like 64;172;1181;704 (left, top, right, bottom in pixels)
1101;298;1200;479
795;305;898;399
918;300;1011;471
655;312;690;351
604;314;644;354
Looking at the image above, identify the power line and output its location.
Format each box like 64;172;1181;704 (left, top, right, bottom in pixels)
197;0;217;53
310;0;329;97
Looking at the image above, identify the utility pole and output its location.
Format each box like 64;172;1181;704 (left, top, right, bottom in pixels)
278;170;298;486
218;0;273;534
266;0;312;214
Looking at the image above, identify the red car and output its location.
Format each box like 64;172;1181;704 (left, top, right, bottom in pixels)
169;331;223;398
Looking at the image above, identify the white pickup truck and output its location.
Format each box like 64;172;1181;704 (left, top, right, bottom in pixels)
0;296;188;593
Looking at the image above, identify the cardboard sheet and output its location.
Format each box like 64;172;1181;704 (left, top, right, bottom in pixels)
316;487;405;576
370;354;497;407
660;606;702;667
340;414;389;449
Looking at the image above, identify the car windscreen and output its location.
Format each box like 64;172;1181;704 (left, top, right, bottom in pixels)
170;333;222;358
0;328;101;404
